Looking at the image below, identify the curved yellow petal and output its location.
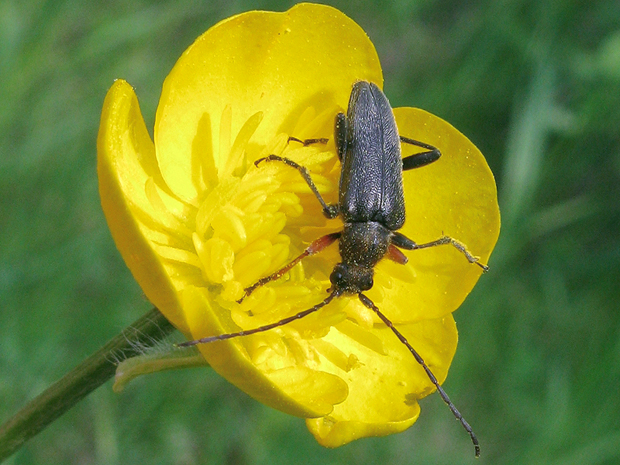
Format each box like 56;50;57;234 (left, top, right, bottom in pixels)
154;3;383;201
364;107;501;323
97;80;189;332
182;285;348;418
306;413;419;448
307;314;458;447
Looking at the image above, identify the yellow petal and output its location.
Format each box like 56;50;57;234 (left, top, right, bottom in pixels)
154;3;383;201
307;314;458;447
97;80;190;332
364;107;501;323
183;285;348;418
306;413;419;448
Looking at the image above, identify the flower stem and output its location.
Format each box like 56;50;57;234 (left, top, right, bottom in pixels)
0;307;176;462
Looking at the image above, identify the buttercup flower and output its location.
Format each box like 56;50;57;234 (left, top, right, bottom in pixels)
97;3;500;447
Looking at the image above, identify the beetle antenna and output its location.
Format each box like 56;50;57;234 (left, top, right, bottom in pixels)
176;291;341;348
358;293;481;458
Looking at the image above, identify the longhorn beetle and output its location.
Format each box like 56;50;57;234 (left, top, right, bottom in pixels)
179;81;487;457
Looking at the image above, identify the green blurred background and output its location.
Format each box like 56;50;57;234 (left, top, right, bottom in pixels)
1;0;619;463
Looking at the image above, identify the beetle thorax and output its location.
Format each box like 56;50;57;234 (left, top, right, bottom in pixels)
330;222;392;293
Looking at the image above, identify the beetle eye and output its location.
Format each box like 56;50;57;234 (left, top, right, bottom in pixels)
330;264;346;287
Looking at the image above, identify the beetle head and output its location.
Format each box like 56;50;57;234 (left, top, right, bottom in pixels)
330;263;374;294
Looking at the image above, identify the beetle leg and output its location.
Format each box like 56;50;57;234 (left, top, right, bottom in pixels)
386;244;408;264
391;232;489;271
287;136;329;146
237;232;341;303
400;136;441;170
255;155;339;218
334;112;348;162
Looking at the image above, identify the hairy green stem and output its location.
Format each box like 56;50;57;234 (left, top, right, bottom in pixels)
0;307;176;462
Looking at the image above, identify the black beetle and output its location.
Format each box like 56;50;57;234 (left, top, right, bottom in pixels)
180;81;486;457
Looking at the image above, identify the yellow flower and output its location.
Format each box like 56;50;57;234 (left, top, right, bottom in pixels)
97;3;499;448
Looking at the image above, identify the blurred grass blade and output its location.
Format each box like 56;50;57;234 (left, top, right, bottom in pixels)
501;62;556;226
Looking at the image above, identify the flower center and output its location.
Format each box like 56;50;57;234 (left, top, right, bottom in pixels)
146;106;392;373
194;108;358;369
